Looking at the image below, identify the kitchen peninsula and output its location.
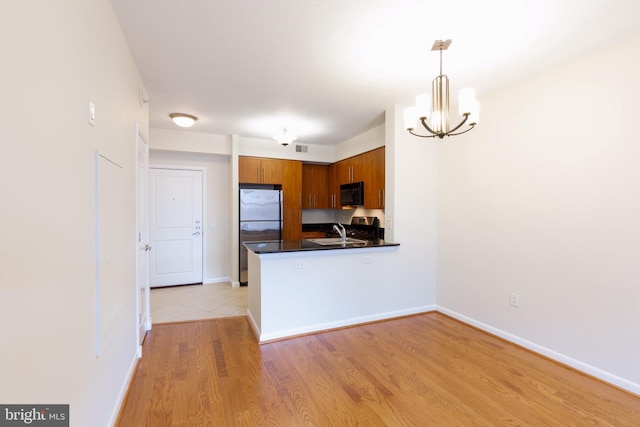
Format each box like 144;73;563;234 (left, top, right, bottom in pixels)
243;238;422;343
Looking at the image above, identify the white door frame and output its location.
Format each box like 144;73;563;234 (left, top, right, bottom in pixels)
148;164;207;287
135;123;151;356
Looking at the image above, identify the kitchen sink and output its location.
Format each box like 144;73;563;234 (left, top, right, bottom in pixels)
307;237;367;245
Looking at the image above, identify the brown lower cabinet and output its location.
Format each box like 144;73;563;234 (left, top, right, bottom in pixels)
301;231;325;239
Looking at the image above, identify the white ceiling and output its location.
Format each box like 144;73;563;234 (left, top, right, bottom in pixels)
111;0;640;146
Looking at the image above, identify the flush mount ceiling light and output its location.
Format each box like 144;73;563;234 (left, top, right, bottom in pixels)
404;40;479;139
273;127;297;146
169;113;198;127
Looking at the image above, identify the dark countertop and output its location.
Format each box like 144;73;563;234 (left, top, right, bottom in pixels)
243;239;399;254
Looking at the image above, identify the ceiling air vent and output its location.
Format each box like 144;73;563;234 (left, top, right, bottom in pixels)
295;144;308;153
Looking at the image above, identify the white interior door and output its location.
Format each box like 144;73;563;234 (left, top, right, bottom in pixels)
135;124;150;349
149;168;203;288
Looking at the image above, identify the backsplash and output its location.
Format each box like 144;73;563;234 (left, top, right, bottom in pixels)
302;208;385;225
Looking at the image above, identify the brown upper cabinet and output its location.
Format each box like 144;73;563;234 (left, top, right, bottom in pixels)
362;147;385;209
309;146;386;210
327;163;340;209
301;164;329;209
335;155;363;184
238;156;285;184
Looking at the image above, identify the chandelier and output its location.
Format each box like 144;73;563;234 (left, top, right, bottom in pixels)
273;127;297;146
404;40;479;139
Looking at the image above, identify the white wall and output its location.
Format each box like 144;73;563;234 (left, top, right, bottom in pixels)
149;151;232;283
382;106;439;309
437;34;640;393
334;125;385;161
239;135;335;163
0;1;148;426
151;128;231;155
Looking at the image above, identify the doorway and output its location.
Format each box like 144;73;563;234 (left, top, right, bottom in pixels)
135;124;151;350
148;168;204;287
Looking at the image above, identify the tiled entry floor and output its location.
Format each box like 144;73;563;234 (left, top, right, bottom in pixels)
150;282;248;324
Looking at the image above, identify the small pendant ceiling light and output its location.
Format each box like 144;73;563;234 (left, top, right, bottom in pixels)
273;127;297;146
169;113;198;127
404;40;479;139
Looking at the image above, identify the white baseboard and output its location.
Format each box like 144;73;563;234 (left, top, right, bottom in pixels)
246;309;261;341
107;350;140;427
257;305;436;343
437;306;640;396
203;276;232;285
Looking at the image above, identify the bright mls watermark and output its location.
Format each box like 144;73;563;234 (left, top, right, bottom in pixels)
0;405;68;426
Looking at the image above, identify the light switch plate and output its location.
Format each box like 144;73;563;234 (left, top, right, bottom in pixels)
88;100;95;126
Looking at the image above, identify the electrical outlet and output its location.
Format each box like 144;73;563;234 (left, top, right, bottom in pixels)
363;255;373;264
294;260;304;269
510;292;520;307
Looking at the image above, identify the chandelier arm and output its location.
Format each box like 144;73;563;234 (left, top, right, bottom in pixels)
408;129;437;138
419;117;439;136
446;113;469;135
447;124;475;136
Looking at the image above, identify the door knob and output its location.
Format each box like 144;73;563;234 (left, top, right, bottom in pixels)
144;245;152;251
192;232;201;236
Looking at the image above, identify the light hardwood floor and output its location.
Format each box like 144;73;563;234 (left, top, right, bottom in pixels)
117;312;640;426
150;283;247;324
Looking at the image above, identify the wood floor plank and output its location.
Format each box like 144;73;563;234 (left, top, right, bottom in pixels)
117;313;640;426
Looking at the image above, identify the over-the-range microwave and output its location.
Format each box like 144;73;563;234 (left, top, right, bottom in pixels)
340;181;364;206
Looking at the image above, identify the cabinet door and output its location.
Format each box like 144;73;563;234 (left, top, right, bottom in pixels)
261;158;285;184
327;163;340;209
349;155;364;183
302;164;329;208
238;156;262;183
335;159;350;184
282;207;302;240
281;160;302;209
363;147;385;209
313;165;329;208
302;164;314;209
336;156;364;183
281;160;302;240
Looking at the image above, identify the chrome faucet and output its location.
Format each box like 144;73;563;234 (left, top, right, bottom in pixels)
333;223;347;242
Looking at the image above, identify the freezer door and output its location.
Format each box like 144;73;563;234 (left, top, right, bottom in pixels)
239;221;282;285
239;221;282;241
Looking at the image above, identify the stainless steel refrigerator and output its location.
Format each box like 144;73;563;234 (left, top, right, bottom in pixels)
239;188;282;285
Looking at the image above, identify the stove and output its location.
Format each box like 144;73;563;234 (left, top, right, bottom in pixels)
346;216;382;239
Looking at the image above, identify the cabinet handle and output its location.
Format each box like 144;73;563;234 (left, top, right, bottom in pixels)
313;194;316;207
256;168;260;182
308;194;311;207
378;189;381;208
